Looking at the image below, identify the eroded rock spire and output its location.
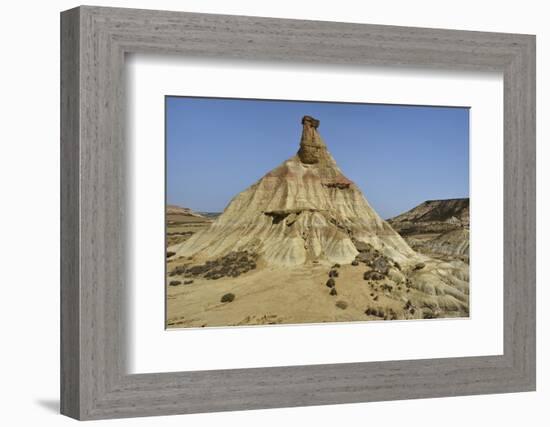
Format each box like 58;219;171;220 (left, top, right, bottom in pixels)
297;116;329;164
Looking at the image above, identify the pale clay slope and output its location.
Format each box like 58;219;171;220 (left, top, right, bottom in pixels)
168;116;469;326
414;228;470;258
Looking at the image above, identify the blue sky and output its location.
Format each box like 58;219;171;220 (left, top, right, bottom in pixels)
166;97;469;219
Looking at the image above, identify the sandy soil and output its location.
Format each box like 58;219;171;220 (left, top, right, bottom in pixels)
166;259;468;329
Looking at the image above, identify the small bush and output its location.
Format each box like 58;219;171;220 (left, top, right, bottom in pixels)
329;269;339;278
326;278;336;288
169;280;181;286
167;251;176;258
351;260;359;266
183;280;194;285
221;293;235;303
330;288;338;296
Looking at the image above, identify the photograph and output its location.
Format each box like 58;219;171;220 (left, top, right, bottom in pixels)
165;97;470;328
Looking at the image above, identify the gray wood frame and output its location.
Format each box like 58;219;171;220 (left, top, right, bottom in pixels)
60;5;536;420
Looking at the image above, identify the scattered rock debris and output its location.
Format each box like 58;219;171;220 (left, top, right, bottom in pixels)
329;269;339;278
169;251;257;280
365;307;385;318
380;284;393;293
413;262;426;271
221;293;235;303
363;271;385;281
335;300;348;310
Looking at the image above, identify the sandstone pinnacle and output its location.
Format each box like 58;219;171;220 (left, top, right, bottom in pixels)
297;115;329;164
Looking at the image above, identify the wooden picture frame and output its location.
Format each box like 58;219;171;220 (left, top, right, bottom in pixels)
60;5;536;420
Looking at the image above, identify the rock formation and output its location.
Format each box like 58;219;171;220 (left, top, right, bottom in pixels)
167;204;208;219
388;198;469;233
171;116;415;266
388;198;470;261
297;115;328;164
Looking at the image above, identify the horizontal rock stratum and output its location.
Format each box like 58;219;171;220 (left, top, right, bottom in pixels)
388;198;470;260
171;116;416;266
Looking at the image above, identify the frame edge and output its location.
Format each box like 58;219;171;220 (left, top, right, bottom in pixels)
60;6;82;420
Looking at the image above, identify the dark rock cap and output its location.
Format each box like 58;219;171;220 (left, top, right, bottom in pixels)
301;115;320;129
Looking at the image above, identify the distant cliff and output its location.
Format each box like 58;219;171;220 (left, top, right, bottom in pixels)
388;198;469;261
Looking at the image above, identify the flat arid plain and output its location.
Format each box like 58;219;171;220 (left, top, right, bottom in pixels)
166;116;469;328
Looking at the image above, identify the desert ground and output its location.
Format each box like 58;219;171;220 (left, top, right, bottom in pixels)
166;252;468;328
